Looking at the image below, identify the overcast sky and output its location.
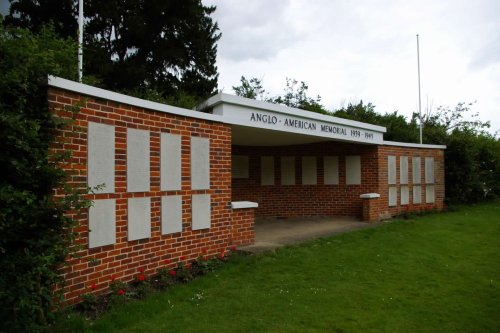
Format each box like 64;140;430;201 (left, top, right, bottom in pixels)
203;0;500;133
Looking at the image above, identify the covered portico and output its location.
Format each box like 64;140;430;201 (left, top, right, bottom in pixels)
203;93;387;222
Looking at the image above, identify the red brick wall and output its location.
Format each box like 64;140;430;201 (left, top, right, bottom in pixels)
232;143;445;221
49;87;234;304
232;142;380;218
375;145;445;220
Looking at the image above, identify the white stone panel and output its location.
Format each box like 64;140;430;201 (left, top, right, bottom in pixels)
389;187;397;206
426;185;435;203
261;156;274;185
346;155;361;185
281;157;296;185
161;133;181;191
400;156;409;184
87;122;115;193
88;199;116;248
191;137;210;190
192;194;211;230
401;186;409;205
161;195;182;234
388;155;396;185
324;156;339;185
425;157;435;184
127;128;150;192
412;157;421;184
413;185;422;204
302;157;317;185
232;155;249;179
128;197;151;241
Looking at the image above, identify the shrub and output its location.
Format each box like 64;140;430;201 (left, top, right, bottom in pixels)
0;21;83;331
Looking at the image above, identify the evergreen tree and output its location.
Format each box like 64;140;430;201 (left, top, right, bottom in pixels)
5;0;220;101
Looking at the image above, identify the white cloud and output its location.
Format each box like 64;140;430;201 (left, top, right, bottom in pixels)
207;0;500;132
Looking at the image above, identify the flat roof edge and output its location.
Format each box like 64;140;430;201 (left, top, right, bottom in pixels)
48;76;225;123
383;140;446;149
204;92;387;133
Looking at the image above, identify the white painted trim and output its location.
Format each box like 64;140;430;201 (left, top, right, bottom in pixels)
204;93;387;133
383;140;446;149
48;76;224;123
231;201;259;209
360;193;380;199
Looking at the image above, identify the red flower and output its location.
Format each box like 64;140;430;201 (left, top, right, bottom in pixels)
117;289;125;296
230;245;237;252
90;283;97;290
137;274;145;281
180;255;186;261
168;270;176;276
202;256;208;261
164;259;171;265
219;252;225;259
139;267;145;273
110;275;117;282
185;263;191;270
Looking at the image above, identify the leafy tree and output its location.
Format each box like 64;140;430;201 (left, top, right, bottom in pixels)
233;76;266;100
0;22;84;331
232;76;329;114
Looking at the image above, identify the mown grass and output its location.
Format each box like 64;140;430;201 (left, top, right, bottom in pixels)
54;201;500;332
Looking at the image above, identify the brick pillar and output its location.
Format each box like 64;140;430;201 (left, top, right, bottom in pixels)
360;193;381;223
231;201;258;246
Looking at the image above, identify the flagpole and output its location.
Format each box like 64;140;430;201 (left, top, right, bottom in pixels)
417;34;422;144
78;0;83;82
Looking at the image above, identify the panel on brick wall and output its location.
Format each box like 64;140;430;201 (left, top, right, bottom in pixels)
232;155;249;179
413;185;422;204
191;137;210;189
324;156;339;185
161;133;181;191
388;155;396;185
192;194;211;230
346;155;361;185
88;199;116;248
400;156;409;184
302;156;317;185
161;195;182;234
412;156;421;184
281;157;295;185
88;122;115;193
426;185;435;203
389;187;397;206
261;156;274;185
128;197;151;241
127;128;150;192
401;186;409;205
425;157;435;184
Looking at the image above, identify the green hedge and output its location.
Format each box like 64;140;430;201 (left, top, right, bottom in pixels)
0;22;84;331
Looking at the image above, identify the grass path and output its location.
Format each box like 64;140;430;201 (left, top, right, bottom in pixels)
57;202;500;332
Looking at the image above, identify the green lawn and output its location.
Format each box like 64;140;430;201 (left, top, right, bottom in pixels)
56;202;500;332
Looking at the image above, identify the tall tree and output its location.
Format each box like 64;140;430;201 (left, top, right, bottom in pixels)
4;0;77;38
5;0;220;101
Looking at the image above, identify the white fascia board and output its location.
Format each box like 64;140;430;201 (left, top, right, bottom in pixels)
48;76;225;123
203;92;387;133
383;140;447;149
231;201;259;209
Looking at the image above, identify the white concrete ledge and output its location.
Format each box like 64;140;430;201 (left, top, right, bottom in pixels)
383;140;446;149
231;201;259;209
360;193;381;199
48;76;224;123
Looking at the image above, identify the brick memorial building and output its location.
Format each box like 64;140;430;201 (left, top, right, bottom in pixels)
48;76;445;303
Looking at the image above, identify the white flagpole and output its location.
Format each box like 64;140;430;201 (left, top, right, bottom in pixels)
78;0;83;82
417;34;422;144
